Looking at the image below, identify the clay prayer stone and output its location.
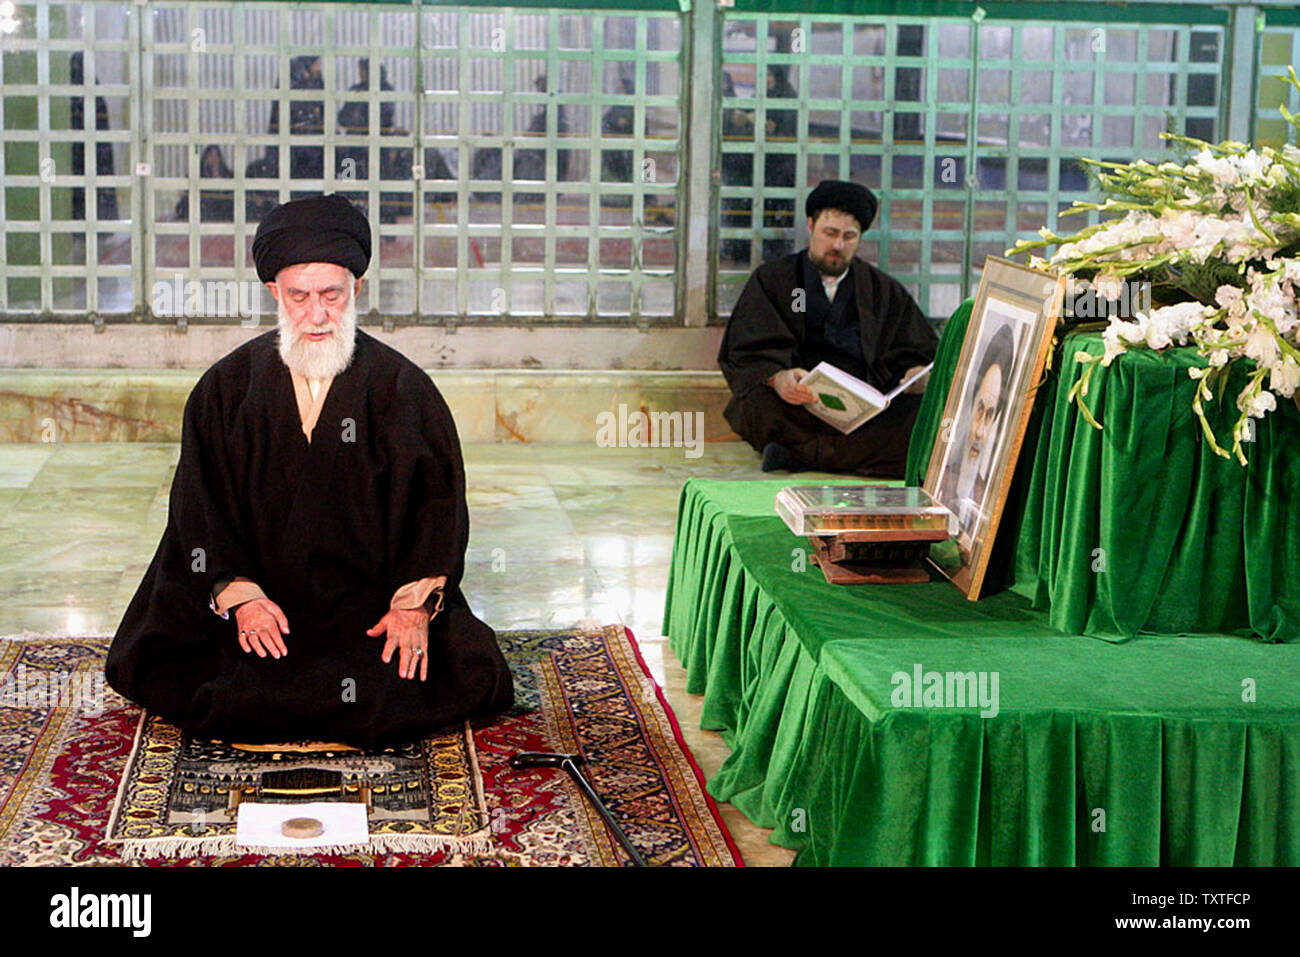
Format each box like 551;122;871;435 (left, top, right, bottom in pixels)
281;816;325;839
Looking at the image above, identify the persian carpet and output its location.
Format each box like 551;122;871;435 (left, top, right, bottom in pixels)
0;626;742;866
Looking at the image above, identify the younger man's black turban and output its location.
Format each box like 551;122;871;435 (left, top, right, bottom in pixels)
251;193;372;283
806;180;878;233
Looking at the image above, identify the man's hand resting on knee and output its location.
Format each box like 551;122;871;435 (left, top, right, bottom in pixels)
768;368;815;405
233;598;290;659
368;607;431;682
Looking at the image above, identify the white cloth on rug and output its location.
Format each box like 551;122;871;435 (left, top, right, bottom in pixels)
235;801;368;849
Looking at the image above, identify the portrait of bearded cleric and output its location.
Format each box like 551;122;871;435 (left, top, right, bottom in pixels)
937;309;1028;546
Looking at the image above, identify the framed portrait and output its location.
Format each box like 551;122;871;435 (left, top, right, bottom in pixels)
923;257;1064;599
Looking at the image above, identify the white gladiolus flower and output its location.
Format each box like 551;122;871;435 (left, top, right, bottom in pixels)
1194;149;1238;185
1114;318;1146;345
1075;235;1101;255
1270;357;1300;397
1063;212;1157;262
1220;220;1276;264
1247;279;1290;325
1093;273;1125;301
1215;284;1244;309
1237;149;1268;182
1239;388;1277;417
1142;318;1173;350
1244;323;1281;367
1188;218;1235;263
1101;325;1130;365
1159;209;1200;248
1136;301;1206;350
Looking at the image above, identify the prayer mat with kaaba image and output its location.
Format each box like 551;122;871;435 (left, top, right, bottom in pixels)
0;626;742;866
104;717;489;859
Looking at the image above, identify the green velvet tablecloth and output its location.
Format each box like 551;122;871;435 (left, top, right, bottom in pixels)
664;479;1300;865
908;308;1300;643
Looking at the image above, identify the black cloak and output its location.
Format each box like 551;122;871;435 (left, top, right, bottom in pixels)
718;251;937;397
106;330;513;747
716;251;939;476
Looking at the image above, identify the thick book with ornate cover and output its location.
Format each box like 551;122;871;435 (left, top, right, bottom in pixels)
775;484;954;537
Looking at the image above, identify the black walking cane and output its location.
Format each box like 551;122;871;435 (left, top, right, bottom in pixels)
510;751;648;867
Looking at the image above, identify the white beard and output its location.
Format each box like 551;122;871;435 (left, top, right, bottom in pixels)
954;414;998;516
955;448;980;505
277;291;357;380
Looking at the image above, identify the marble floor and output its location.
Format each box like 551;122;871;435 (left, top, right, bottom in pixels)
0;440;849;866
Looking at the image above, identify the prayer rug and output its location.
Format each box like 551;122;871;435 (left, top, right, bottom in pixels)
0;626;742;866
105;717;487;858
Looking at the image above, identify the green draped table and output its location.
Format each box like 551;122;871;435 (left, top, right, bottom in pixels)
908;304;1300;643
665;307;1300;865
664;478;1300;865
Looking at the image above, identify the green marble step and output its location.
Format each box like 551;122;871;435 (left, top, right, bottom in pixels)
0;369;737;445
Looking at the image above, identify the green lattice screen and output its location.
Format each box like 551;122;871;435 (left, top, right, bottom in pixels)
1;1;682;322
416;6;682;320
0;1;1257;326
0;2;138;317
717;11;1225;319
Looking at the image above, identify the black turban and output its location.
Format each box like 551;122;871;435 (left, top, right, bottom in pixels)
251;193;372;283
805;180;878;233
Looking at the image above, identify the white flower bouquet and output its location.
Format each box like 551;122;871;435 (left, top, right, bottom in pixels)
1009;68;1300;464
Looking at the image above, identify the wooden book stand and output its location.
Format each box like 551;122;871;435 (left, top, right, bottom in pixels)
809;526;949;585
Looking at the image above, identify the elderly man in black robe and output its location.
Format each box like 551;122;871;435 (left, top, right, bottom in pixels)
718;180;939;477
106;193;513;748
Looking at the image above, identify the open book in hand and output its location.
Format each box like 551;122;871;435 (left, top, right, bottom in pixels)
799;361;933;435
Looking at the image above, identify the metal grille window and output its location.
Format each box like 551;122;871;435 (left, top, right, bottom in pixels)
147;2;427;320
0;1;1272;327
717;6;1225;320
2;1;137;316
417;8;682;320
1;0;683;323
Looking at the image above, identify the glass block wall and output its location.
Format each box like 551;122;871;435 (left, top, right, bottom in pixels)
1;0;682;322
0;1;1276;326
717;7;1226;319
1;2;138;316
